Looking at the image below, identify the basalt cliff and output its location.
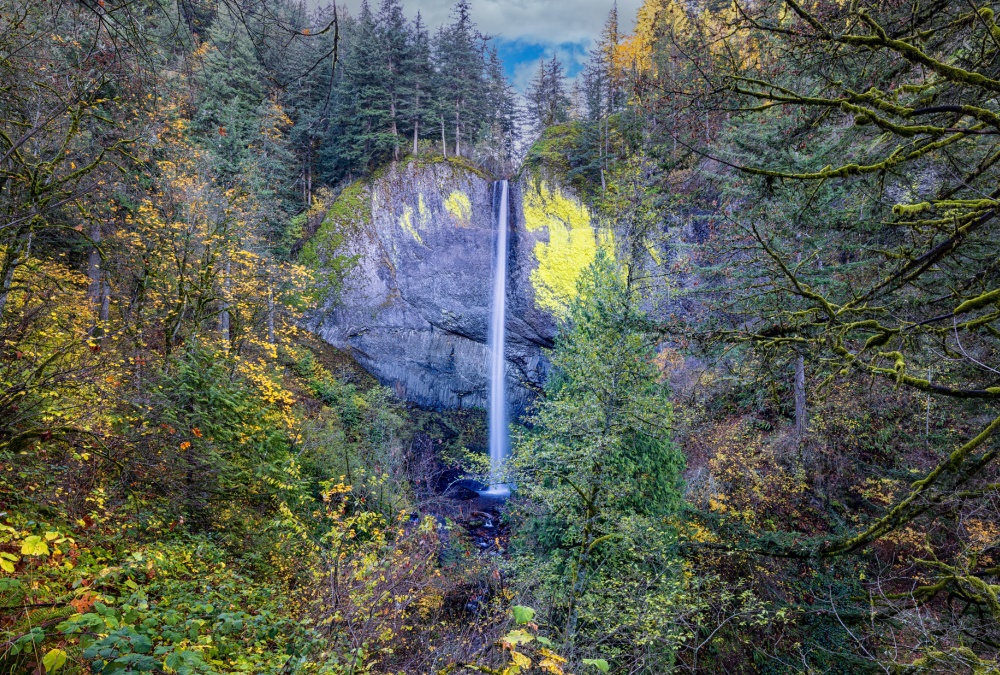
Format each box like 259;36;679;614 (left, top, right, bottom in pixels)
302;157;612;413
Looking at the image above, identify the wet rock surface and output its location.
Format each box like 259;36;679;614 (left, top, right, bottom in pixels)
305;160;589;416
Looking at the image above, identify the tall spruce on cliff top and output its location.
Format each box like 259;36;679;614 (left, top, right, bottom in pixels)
318;0;510;178
432;0;489;159
526;54;572;134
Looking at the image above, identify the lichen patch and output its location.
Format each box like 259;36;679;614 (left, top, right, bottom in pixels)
522;180;612;315
399;204;424;245
444;190;472;227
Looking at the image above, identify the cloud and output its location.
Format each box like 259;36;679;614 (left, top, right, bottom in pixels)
321;0;639;93
327;0;640;52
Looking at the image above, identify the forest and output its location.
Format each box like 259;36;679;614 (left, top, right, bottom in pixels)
1;0;999;673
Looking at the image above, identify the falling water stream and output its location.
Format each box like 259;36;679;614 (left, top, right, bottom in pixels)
484;180;510;497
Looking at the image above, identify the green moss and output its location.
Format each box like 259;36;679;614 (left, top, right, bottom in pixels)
523;122;583;184
409;152;494;181
300;181;367;302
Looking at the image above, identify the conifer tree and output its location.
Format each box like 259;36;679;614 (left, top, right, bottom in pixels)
402;12;434;156
481;45;520;169
433;0;487;157
377;0;411;160
284;3;339;206
597;2;624;115
526;54;571;134
194;10;268;180
331;2;393;175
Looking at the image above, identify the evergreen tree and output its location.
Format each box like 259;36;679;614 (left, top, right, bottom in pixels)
526;54;571;134
432;0;487;157
597;2;625;115
284;3;339;206
512;252;685;660
193;9;268;181
480;45;520;170
377;0;411;160
401;12;434;156
329;2;394;176
562;62;607;191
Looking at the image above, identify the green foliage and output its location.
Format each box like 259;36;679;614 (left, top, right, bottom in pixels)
511;606;535;625
509;252;687;672
143;345;291;528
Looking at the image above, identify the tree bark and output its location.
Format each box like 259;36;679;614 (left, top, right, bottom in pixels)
87;222;110;334
794;351;807;445
390;100;399;161
267;285;275;345
0;232;31;319
219;259;231;350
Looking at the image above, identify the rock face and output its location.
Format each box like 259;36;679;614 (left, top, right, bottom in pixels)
304;158;610;414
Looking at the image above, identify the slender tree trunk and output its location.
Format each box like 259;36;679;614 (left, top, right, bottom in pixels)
390;99;399;161
440;118;447;158
87;224;102;304
267;285;276;345
794;350;807;445
926;367;932;446
454;107;461;157
0;232;31;319
563;499;594;656
219;259;231;350
87;223;109;336
100;279;110;323
412;119;419;156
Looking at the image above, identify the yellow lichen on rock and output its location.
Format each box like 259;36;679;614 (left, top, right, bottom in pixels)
398;205;423;245
444;190;472;227
523;181;612;315
418;193;431;224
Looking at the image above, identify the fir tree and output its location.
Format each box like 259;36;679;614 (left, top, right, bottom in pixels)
283;3;339;206
481;45;520;170
377;0;411;159
401;12;433;156
193;9;268;180
330;2;394;176
432;0;487;157
526;54;570;134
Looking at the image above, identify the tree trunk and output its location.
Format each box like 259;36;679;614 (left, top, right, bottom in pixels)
412;119;419;156
99;279;110;323
87;223;109;335
0;232;31;319
219;260;231;350
267;285;276;345
440;118;447;158
794;351;807;445
390;100;399;161
87;224;102;304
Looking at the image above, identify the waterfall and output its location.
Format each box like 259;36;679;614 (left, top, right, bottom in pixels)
484;180;510;497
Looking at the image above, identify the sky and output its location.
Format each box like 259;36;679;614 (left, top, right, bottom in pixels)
328;0;642;91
